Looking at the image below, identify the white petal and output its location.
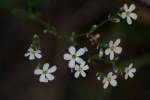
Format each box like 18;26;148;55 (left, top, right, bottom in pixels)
108;72;113;77
29;54;35;60
131;68;136;73
121;12;127;19
24;53;30;57
39;74;48;82
125;74;128;80
34;69;43;75
35;53;42;59
81;71;86;77
36;50;41;53
75;65;80;70
43;63;49;71
129;4;136;12
127;16;132;25
129;63;133;69
130;13;137;20
46;74;54;81
123;4;128;12
114;47;122;54
28;48;33;52
74;71;80;78
114;39;121;46
112;75;117;80
69;60;75;68
110;51;114;60
48;66;57;73
76;48;85;56
83;65;89;70
63;54;72;60
110;80;117;87
105;48;111;55
129;72;134;78
75;57;84;64
69;46;76;55
103;81;109;89
109;41;114;47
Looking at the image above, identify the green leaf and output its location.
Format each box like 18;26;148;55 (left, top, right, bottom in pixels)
12;8;32;20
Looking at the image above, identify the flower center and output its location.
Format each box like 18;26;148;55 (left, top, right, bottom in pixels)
72;54;76;59
110;46;115;51
43;70;48;74
126;11;130;16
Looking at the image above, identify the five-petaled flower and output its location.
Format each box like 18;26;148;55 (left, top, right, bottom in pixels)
24;47;42;60
63;46;87;68
102;72;117;89
105;39;122;60
34;63;57;82
120;4;138;25
74;62;89;78
124;63;136;80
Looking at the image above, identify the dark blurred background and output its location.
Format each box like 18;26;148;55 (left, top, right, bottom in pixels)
0;0;150;100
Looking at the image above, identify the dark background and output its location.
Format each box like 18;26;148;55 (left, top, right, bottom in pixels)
0;0;150;100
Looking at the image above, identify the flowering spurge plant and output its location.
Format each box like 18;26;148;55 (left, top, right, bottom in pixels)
102;72;117;89
22;3;138;90
124;63;136;80
105;38;122;60
74;62;89;78
34;63;57;82
120;4;138;25
63;46;88;68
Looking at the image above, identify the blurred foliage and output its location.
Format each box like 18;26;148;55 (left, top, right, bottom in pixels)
0;0;14;11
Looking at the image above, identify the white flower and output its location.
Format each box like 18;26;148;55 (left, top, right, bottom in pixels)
105;39;122;60
120;4;138;25
74;62;89;78
34;63;57;82
24;48;42;60
124;63;136;80
64;46;87;68
98;49;103;58
102;72;117;89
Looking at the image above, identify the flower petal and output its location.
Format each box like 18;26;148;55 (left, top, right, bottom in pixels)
127;16;132;25
121;12;127;19
43;63;49;71
114;47;122;54
75;57;84;64
114;39;121;46
103;81;109;89
34;69;43;75
131;68;136;73
125;74;128;80
129;63;133;69
76;48;85;56
74;71;80;78
109;41;113;47
29;54;35;60
123;4;128;12
83;65;89;70
48;66;57;73
110;80;117;87
64;54;72;60
110;51;114;60
35;53;42;59
46;74;55;81
129;72;134;78
39;74;48;82
112;75;117;80
129;4;136;12
69;60;75;68
24;53;30;57
81;71;86;77
108;72;113;77
105;48;111;55
69;46;76;55
130;13;137;20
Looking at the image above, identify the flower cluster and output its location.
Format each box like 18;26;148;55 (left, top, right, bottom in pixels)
24;3;138;90
63;46;89;78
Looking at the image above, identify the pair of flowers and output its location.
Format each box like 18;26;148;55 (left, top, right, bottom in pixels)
63;46;89;78
98;63;136;89
24;47;57;82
